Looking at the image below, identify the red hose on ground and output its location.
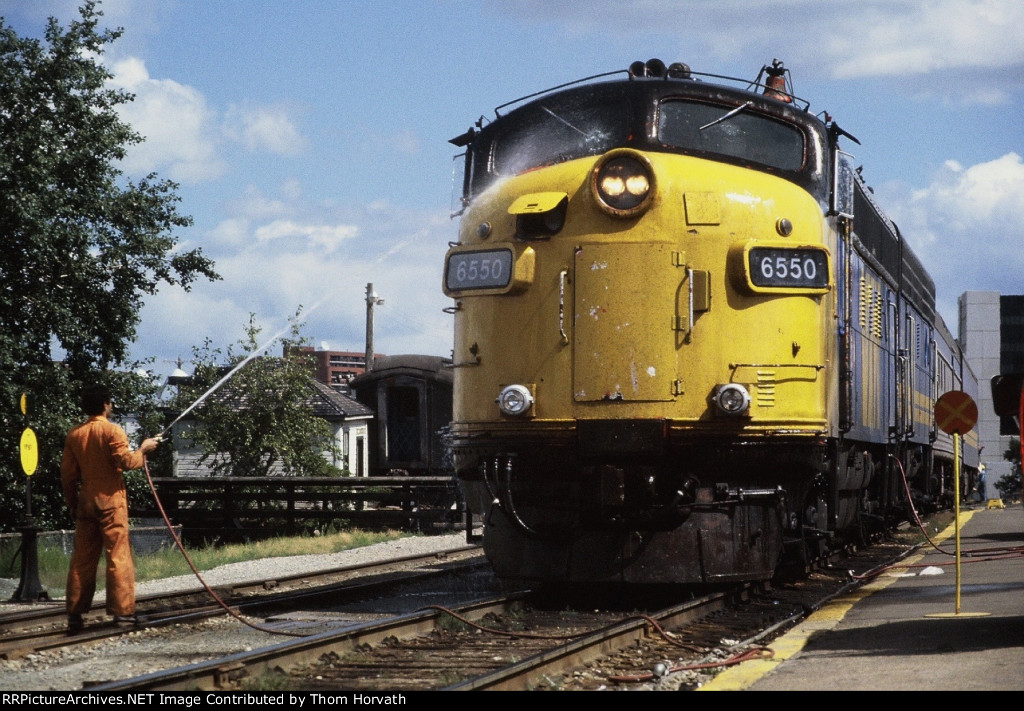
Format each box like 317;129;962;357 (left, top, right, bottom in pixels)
142;457;308;637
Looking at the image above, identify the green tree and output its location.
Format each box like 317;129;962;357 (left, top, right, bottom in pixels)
169;313;341;478
0;2;219;531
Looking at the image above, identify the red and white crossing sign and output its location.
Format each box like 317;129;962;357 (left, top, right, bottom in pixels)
935;390;978;435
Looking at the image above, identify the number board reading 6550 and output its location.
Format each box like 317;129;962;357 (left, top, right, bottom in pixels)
749;247;830;289
445;248;513;292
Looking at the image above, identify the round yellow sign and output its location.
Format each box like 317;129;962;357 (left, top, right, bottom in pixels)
20;427;38;476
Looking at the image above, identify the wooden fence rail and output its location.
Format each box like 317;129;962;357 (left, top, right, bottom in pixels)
134;476;467;545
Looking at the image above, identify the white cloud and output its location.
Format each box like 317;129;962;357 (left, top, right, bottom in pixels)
205;218;251;249
915;154;1024;220
228;185;294;221
390;129;422;156
109;57;226;182
223;104;307;156
136;287;250;370
135;201;455;376
106;59;309;183
826;1;1024;78
500;1;1024;99
882;152;1024;324
280;179;303;201
253;220;359;253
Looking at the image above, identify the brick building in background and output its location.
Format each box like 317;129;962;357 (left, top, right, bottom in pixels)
287;346;383;393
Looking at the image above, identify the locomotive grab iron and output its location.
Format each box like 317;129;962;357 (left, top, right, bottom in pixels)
442;59;978;586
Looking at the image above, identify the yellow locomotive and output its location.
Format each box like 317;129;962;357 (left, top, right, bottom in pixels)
442;59;977;585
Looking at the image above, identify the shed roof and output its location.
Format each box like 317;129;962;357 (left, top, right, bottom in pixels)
350;354;453;388
306;378;374;420
170;371;374;423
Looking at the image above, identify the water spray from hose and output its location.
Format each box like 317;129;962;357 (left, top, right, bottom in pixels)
139;237;426;631
156;299;330;439
155;237;416;440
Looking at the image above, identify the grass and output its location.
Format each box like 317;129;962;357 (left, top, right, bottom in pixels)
1;527;410;597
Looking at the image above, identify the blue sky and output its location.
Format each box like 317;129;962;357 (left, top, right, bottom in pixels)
6;1;1023;381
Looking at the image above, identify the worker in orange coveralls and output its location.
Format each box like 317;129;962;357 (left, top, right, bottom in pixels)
61;384;160;634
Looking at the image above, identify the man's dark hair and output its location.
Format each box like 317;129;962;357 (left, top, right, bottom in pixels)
81;384;112;416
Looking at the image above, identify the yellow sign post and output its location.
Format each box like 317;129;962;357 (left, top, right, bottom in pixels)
20;427;38;476
11;393;48;603
927;391;988;619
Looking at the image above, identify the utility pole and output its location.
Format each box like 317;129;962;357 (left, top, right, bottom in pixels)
365;283;383;373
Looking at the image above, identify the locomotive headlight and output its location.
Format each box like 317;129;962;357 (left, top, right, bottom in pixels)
497;384;534;417
713;383;751;416
592;151;655;217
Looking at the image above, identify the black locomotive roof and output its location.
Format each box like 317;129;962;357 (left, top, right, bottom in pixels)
501;71;818;127
852;176;937;318
453;61;836;203
470;72;830;149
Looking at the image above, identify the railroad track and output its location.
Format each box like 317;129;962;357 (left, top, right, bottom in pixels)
3;518;940;691
84;589;748;691
0;545;484;659
85;529;925;692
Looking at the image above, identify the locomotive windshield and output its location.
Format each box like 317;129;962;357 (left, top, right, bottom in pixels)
491;97;629;178
658;99;805;172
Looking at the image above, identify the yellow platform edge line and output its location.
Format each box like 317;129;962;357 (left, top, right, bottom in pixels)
697;510;977;691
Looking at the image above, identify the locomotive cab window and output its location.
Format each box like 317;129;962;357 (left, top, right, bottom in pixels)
490;97;630;179
657;100;805;172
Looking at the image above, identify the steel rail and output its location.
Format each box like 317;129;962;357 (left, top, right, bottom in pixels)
445;587;741;690
0;546;482;658
87;594;530;691
85;586;748;692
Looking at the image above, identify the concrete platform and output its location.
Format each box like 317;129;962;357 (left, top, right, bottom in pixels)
703;505;1024;691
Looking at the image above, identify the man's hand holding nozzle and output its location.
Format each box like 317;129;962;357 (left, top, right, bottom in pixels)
139;436;162;455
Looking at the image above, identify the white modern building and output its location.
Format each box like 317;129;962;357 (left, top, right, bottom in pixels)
958;291;1024;494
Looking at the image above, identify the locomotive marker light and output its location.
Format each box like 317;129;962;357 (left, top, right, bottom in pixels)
713;383;751;416
497;384;534;417
927;390;988;619
775;217;794;236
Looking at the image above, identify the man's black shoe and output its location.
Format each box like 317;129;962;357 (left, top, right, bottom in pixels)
67;614;84;635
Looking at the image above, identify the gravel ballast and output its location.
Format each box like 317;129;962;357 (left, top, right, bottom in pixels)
0;532;470;691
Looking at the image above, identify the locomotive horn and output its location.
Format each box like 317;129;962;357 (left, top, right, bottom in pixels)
645;58;666;77
668;62;691;79
629;59;667;78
